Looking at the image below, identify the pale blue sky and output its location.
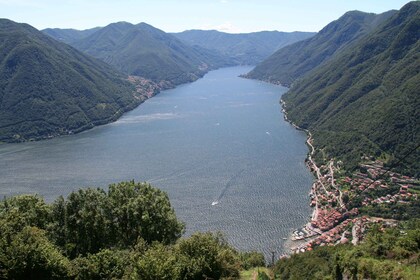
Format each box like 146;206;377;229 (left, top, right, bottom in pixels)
0;0;412;33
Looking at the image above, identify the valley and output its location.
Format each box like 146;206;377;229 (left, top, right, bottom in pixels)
0;1;419;278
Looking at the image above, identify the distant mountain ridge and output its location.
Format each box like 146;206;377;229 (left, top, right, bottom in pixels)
172;29;315;65
42;27;101;44
45;22;235;88
272;2;419;175
245;10;397;86
0;19;146;142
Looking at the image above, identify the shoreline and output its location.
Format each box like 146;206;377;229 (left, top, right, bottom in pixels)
280;99;318;253
281;98;363;254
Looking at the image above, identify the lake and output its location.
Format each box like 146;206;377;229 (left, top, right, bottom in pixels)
0;66;312;258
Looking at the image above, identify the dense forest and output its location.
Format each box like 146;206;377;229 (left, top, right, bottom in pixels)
0;181;265;279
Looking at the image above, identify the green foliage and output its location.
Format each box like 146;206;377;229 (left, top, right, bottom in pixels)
274;246;336;280
360;199;420;220
71;249;130;280
132;242;184;280
175;232;241;279
0;182;247;279
0;19;141;143
47;181;185;257
0;194;51;233
240;251;266;270
107;181;184;247
257;271;270;280
0;226;70;280
57;188;110;257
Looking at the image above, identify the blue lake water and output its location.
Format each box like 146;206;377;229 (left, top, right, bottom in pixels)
0;66;312;258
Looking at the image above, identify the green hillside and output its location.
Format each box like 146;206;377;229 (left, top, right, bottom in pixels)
246;10;396;86
173;29;315;65
282;2;420;176
0;19;142;143
69;22;234;87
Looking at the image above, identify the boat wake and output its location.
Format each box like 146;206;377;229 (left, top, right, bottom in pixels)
211;168;245;206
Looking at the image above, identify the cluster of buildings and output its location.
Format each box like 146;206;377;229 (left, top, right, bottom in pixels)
288;159;418;254
127;75;161;99
290;216;398;254
372;185;417;204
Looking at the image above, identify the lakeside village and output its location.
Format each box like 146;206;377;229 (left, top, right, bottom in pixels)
280;101;419;255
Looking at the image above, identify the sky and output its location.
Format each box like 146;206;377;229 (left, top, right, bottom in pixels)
0;0;413;33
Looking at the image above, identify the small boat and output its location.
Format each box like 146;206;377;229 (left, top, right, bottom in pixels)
211;201;219;206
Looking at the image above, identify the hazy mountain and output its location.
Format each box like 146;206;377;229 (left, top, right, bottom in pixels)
173;30;315;65
42;27;101;44
0;19;144;142
281;1;420;175
66;22;234;87
245;10;396;86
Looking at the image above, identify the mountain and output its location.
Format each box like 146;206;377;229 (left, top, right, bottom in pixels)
172;30;315;65
281;1;420;176
65;22;234;87
245;10;396;86
0;19;145;143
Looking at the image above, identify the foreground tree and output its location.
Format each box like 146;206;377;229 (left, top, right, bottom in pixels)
0;226;70;280
176;232;241;279
107;181;185;247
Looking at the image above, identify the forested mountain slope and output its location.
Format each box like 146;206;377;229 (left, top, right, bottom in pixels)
246;10;396;86
68;22;234;87
282;1;420;175
0;19;140;142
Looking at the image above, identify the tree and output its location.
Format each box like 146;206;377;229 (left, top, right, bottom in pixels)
63;188;109;257
107;181;185;246
71;249;130;280
0;194;52;233
176;232;241;279
0;226;70;280
240;251;265;270
131;243;183;280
